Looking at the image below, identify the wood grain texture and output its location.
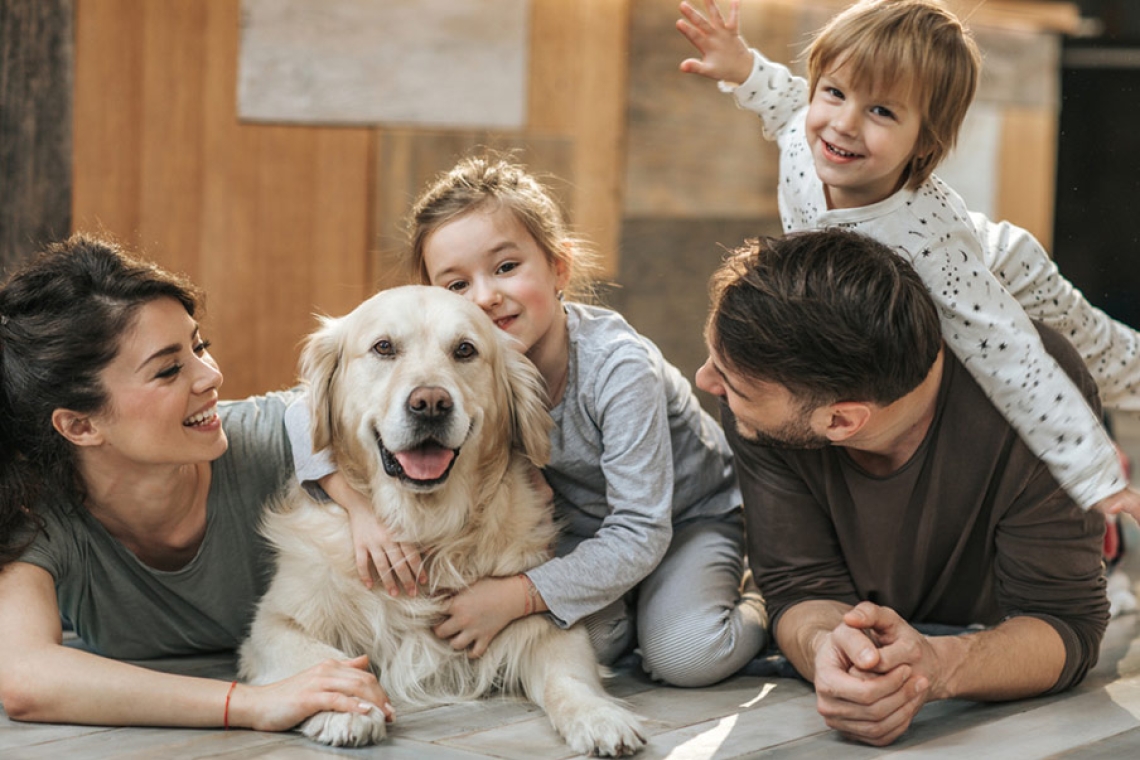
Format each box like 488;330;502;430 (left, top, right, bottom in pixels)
0;0;73;272
623;0;780;221
528;0;629;277
237;0;529;129
72;0;373;398
4;609;1140;758
998;107;1057;249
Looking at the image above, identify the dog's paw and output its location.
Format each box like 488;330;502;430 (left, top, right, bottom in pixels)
561;701;646;757
300;709;388;747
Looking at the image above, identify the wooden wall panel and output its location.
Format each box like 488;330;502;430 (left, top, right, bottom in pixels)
527;0;629;277
998;107;1057;250
624;0;782;220
1;0;73;271
369;0;628;287
371;131;574;291
71;0;143;246
72;0;373;399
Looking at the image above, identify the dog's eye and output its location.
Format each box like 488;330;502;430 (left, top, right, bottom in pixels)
454;341;478;361
372;339;396;357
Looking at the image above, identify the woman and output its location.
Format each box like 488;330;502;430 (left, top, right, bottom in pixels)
0;235;391;730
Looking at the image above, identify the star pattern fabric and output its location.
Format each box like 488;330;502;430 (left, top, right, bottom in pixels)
724;49;1129;507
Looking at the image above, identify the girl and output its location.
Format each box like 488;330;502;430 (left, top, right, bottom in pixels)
0;236;391;730
294;156;767;687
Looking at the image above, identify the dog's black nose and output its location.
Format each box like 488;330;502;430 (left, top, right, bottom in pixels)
407;386;453;419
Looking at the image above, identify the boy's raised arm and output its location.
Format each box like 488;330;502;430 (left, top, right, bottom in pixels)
677;0;755;85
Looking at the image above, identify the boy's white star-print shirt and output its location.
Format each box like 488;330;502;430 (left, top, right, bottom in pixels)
722;49;1132;508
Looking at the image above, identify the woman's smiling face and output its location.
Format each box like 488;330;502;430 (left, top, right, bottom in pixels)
85;297;227;466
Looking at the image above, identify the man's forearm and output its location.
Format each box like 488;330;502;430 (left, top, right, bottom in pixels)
927;616;1066;701
774;600;853;682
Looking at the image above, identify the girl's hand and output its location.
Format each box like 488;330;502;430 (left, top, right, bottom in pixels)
677;0;754;85
432;576;539;658
319;473;425;595
233;654;394;732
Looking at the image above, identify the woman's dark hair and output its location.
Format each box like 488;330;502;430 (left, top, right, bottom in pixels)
0;234;201;565
708;228;942;408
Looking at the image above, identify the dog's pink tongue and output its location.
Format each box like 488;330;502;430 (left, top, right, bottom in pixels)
395;445;455;480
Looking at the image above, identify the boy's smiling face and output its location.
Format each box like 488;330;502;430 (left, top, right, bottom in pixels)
805;62;925;210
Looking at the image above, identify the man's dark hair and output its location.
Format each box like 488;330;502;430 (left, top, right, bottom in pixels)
707;228;942;407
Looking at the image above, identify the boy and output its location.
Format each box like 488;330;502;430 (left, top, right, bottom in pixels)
678;0;1140;520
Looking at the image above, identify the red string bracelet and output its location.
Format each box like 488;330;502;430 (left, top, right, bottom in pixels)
518;573;540;616
223;680;237;730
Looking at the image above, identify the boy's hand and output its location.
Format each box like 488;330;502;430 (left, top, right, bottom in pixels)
677;0;754;85
319;473;425;595
1093;484;1140;524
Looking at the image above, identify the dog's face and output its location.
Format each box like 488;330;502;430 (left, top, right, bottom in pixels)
301;286;551;497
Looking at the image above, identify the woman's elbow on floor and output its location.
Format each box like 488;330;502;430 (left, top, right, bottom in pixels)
1;683;41;721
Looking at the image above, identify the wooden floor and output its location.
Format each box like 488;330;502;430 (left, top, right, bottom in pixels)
7;417;1140;759
1;610;1139;760
4;578;1140;759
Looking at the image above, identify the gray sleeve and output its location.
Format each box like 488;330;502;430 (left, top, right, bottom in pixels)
526;346;675;628
285;390;337;486
16;505;76;583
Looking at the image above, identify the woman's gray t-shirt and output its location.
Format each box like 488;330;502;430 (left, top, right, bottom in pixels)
18;391;296;659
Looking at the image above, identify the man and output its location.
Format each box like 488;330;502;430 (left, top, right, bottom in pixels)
695;228;1109;746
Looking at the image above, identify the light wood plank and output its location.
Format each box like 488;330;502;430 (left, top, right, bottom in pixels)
72;0;144;241
997;107;1058;250
528;0;629;277
623;0;780;221
136;0;207;280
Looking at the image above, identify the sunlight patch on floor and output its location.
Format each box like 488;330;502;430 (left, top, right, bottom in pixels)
664;714;738;760
740;682;777;709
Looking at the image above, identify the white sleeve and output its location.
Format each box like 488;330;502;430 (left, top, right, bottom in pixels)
974;211;1140;413
284;392;337;484
723;49;810;141
903;200;1125;509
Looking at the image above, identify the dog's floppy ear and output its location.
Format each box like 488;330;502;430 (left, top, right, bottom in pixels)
503;347;552;468
299;314;344;453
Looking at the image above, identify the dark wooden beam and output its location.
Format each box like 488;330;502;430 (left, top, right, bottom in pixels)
0;0;73;273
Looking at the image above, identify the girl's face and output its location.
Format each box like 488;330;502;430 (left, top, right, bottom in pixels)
805;63;924;209
422;206;568;357
84;297;227;467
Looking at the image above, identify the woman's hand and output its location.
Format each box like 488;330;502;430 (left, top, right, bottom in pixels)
232;654;394;732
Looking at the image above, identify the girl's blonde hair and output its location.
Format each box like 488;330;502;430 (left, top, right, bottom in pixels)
807;0;981;188
407;153;599;301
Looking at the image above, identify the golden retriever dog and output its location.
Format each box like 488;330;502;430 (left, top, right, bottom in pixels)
238;286;645;756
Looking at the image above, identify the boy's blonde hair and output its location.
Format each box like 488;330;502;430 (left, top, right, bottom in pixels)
807;0;981;188
407;153;598;301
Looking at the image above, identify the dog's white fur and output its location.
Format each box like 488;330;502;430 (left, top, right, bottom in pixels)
238;286;644;755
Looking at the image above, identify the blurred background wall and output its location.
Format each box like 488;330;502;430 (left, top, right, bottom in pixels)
4;0;1128;408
